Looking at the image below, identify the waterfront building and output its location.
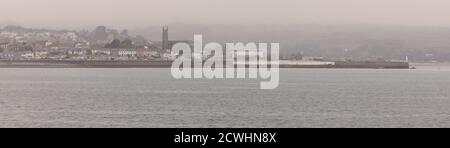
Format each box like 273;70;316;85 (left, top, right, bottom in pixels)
92;49;112;55
118;49;137;57
34;51;49;59
21;52;34;58
68;50;86;56
136;48;156;58
0;42;8;51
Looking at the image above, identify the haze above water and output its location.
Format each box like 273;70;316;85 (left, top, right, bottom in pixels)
2;0;450;28
0;68;449;128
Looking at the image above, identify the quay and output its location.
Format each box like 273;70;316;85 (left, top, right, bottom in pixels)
0;60;410;69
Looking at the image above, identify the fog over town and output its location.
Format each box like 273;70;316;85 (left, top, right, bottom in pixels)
2;0;450;61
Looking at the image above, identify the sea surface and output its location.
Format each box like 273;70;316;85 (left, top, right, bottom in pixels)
0;67;450;128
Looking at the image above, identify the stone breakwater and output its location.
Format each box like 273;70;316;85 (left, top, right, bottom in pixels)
0;60;409;69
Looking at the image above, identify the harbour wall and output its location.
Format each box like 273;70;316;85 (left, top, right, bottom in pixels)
0;60;409;69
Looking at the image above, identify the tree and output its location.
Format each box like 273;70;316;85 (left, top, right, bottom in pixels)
105;39;121;48
120;39;133;48
24;45;33;51
104;39;133;48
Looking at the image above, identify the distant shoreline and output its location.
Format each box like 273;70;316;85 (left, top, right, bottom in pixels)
0;60;410;69
410;62;450;67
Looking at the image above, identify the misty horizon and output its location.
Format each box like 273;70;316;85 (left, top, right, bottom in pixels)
3;0;450;62
2;0;450;29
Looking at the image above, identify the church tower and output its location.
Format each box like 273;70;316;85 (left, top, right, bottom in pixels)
162;26;169;50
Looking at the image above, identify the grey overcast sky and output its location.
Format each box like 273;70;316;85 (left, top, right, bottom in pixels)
1;0;450;28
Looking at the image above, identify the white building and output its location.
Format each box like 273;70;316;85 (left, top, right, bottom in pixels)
92;49;111;55
21;52;34;58
118;50;137;57
34;51;48;59
68;50;85;56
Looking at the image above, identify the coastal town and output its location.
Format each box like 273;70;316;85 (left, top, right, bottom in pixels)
0;25;410;69
0;25;175;61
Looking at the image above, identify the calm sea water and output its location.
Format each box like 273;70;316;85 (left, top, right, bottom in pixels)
0;67;449;128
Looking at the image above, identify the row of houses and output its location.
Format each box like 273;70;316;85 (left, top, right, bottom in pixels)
0;47;171;60
67;48;159;57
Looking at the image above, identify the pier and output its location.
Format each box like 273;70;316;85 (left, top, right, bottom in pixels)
0;60;410;69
